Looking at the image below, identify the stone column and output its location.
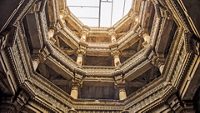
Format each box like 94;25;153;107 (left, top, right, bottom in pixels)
32;58;40;71
76;53;83;66
108;28;116;43
109;30;116;43
115;75;127;100
76;48;86;66
59;10;70;28
129;12;139;24
48;29;54;39
159;64;164;73
152;56;165;74
114;54;121;67
142;33;150;47
119;86;127;100
70;83;79;99
111;50;121;67
70;74;82;99
157;59;165;74
109;29;121;67
48;29;56;44
80;28;89;42
32;47;50;71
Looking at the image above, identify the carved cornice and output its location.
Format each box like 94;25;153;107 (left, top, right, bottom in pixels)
164;0;190;31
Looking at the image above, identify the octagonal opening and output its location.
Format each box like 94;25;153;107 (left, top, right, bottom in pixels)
67;0;133;27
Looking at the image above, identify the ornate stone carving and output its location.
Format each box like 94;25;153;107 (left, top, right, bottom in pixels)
1;0;199;112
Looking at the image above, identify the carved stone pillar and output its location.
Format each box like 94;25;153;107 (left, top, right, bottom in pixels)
80;28;89;42
111;50;121;67
152;56;165;74
115;75;127;100
119;87;127;100
59;10;69;28
38;48;50;63
109;29;117;43
76;53;83;66
48;29;56;43
142;33;150;47
156;58;165;74
128;11;139;24
32;58;40;71
70;74;82;99
70;83;79;99
48;29;54;39
76;47;86;66
114;54;121;67
158;64;165;73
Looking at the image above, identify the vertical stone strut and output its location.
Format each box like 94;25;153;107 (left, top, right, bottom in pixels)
111;50;121;67
109;28;122;67
109;29;117;43
70;82;79;99
76;47;86;66
70;73;83;99
76;28;88;66
119;86;127;100
142;33;150;47
81;27;89;42
115;74;127;100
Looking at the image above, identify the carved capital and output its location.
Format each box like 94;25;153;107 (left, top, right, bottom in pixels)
111;50;120;56
142;33;150;46
73;70;84;86
151;55;165;67
59;10;70;19
114;74;125;88
81;26;89;36
128;12;139;23
48;29;55;39
73;75;83;84
38;47;50;63
108;28;116;36
77;46;86;55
